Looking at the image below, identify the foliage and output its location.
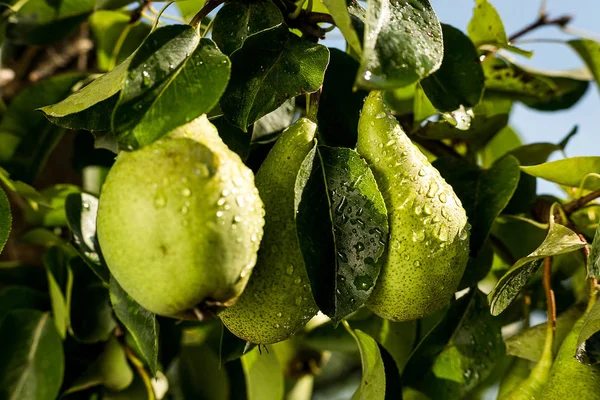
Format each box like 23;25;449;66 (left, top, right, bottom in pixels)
1;0;600;399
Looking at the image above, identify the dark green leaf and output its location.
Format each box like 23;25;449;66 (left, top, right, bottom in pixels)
417;113;508;149
421;24;484;112
296;146;388;323
482;56;590;111
0;74;85;182
322;0;361;54
407;290;504;399
211;116;251;161
6;0;93;45
39;61;129;132
242;347;283;400
0;186;10;255
356;0;443;89
521;156;600;189
221;24;329;129
434;155;520;257
489;217;586;316
44;246;73;338
318;48;368;148
212;0;283;55
506;306;583;362
569;39;600;91
69;258;118;342
113;26;231;148
0;262;48;292
65;192;110;283
588;220;600;279
576;300;600;365
490;215;547;261
0;310;64;400
89;11;152;71
109;277;158;375
345;325;386;400
0;285;48;322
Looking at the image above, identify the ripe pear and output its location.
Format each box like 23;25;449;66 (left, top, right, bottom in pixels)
356;91;470;321
97;115;264;318
539;309;600;399
220;118;319;344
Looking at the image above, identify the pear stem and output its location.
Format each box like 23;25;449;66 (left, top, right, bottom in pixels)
543;257;556;332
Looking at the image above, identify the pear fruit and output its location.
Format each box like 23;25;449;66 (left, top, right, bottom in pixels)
539;308;600;399
220;118;319;344
356;91;470;321
97;115;264;318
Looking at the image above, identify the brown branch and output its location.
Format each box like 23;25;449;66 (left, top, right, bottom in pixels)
189;0;224;29
543;257;556;332
509;13;572;42
563;189;600;215
305;12;335;25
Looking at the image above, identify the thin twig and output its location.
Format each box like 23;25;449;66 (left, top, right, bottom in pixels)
508;14;572;42
543;257;556;332
189;0;223;29
563;189;600;215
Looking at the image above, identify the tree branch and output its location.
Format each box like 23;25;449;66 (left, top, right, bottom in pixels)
190;0;223;29
509;13;572;42
563;189;600;215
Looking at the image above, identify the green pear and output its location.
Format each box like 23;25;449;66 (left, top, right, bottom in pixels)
97;115;264;318
220;118;319;344
357;91;470;321
539;307;600;399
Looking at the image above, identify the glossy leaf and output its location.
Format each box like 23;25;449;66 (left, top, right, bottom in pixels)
242;347;284;400
576;299;600;365
110;278;158;375
0;74;84;182
296;146;388;323
521;156;600;189
113;25;231;148
357;0;443;89
480;125;522;167
0;186;10;255
221;24;329;129
0;310;64;400
43;246;73;339
421;24;484;112
321;0;362;54
588;220;600;279
489;217;586;316
569;39;600;91
318;48;368;148
345;326;386;400
39;61;130;132
434;155;520;257
506;306;583;362
212;0;283;55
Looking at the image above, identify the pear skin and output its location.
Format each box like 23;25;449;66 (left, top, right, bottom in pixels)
97;115;264;318
220;118;319;344
357;91;470;321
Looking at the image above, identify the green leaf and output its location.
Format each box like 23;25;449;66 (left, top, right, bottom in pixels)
296;146;388;323
506;306;583;362
421;24;484;112
417;113;508;149
356;0;443;89
489;217;586;316
95;0;138;9
0;310;64;400
413;83;437;126
44;246;74;339
69;258;118;342
176;0;207;22
211;116;251;161
6;0;94;45
212;0;283;55
220;325;255;365
405;290;504;399
521;156;600;188
65;336;134;393
113;25;231;149
569;39;600;91
109;277;159;375
321;0;361;55
65;193;110;283
0;74;85;182
318;48;368;148
467;0;507;48
481;125;521;167
252;99;295;142
434;155;520;257
89;10;151;71
242;347;284;400
221;24;329;130
0;286;49;322
588;220;600;279
0;186;10;255
23;184;80;227
39;61;130;133
482;56;590;111
345;325;386;400
576;300;600;365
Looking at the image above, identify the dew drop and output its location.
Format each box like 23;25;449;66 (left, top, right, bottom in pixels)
438;192;447;203
294;277;301;284
182;188;191;197
154;193;167;209
376;112;386;119
418;168;426;177
216;211;224;218
286;265;294;275
276;312;282;317
404;253;410;261
217;197;226;206
273;323;280;329
423;205;432;215
412;229;425;242
142;70;151;87
414;260;421;267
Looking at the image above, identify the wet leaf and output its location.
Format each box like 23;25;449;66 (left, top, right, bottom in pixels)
357;0;443;89
321;0;362;54
576;300;600;365
296;146;388;323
